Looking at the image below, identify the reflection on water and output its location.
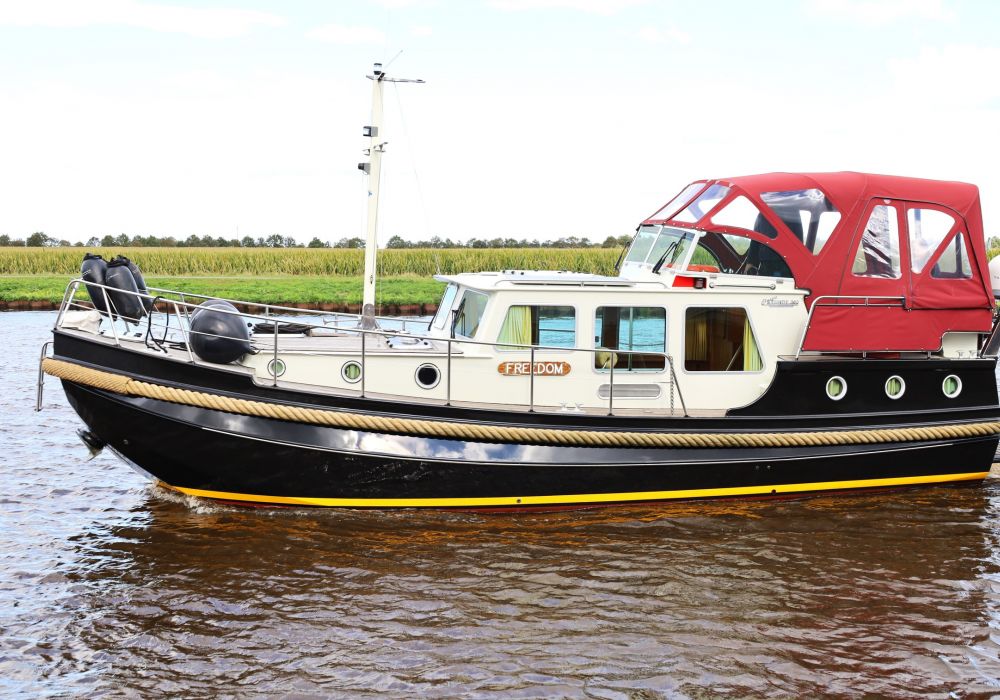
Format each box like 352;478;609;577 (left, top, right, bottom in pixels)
4;312;1000;697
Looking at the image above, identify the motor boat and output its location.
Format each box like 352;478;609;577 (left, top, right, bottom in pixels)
37;66;1000;510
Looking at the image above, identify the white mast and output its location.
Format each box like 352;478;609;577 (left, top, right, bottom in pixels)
358;61;423;329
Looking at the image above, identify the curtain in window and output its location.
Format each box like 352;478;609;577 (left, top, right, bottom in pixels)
498;305;532;348
743;318;762;371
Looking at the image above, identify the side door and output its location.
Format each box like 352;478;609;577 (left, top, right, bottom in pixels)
804;200;912;352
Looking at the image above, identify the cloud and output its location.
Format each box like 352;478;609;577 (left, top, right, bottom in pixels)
806;0;954;25
636;25;689;44
410;25;433;37
306;23;386;45
488;0;647;14
0;0;285;38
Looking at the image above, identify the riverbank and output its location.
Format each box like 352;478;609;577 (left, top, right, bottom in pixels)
0;275;446;313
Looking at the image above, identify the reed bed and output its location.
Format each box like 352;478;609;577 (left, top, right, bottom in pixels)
0;247;620;277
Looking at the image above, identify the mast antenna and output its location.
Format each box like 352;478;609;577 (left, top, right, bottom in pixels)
358;60;424;329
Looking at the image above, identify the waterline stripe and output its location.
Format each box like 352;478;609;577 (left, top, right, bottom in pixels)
161;471;990;508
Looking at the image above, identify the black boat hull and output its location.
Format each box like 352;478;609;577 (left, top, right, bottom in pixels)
62;380;996;509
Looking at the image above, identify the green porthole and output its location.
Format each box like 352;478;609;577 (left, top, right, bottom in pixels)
342;361;362;384
826;376;847;401
885;375;905;400
942;375;962;399
267;358;286;377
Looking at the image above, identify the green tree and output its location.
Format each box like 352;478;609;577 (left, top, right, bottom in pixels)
26;232;52;247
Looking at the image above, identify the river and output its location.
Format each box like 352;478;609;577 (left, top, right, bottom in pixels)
3;311;1000;697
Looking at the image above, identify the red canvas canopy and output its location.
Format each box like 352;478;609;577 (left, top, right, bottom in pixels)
643;172;994;352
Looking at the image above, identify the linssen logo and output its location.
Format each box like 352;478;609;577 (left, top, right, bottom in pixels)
498;361;572;377
761;296;799;308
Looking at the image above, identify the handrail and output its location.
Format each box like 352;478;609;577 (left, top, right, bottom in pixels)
57;278;688;417
795;295;906;359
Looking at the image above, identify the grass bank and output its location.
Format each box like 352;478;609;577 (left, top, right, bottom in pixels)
0;275;447;313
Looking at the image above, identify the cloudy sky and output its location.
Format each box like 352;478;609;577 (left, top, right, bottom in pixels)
1;0;998;244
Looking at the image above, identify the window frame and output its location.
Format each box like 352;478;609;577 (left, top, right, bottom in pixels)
680;304;766;375
591;305;669;374
452;290;490;340
495;303;578;352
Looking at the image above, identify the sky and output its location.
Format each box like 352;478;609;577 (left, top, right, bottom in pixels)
1;0;999;244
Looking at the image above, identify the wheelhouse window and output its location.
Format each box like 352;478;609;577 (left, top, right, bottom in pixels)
684;307;762;372
453;291;488;338
498;305;575;348
432;284;459;329
594;307;666;371
760;189;841;255
852;205;901;279
624;225;696;271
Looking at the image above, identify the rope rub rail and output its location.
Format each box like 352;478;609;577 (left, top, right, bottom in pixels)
43;357;1000;450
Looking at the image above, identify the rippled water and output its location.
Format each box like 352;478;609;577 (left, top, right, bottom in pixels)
4;311;1000;697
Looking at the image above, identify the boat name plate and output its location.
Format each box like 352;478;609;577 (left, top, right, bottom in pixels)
498;361;572;377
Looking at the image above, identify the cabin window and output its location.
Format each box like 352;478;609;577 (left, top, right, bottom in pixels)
852;205;901;279
908;208;957;273
594;307;666;371
684;307;762;372
931;232;972;279
498;305;575;348
760;189;841;254
453;291;488;338
673;184;731;223
432;284;459;329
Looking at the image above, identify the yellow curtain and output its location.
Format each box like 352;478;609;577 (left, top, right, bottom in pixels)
743;318;762;371
498;306;532;349
685;315;708;361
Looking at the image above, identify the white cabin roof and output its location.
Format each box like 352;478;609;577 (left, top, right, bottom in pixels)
434;270;662;292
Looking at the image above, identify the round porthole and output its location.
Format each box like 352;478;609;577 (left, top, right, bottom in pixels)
942;374;962;399
267;358;286;377
826;376;847;401
415;363;441;389
885;375;905;400
341;361;362;384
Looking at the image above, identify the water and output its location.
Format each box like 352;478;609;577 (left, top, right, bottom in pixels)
4;311;1000;697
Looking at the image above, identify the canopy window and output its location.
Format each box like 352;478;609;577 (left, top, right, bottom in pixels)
852;205;901;279
759;189;841;255
930;232;972;279
907;208;957;274
498;305;575;349
696;232;793;278
594;307;666;371
684;307;762;372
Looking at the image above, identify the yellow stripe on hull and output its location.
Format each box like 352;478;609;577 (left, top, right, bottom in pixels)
160;471;990;508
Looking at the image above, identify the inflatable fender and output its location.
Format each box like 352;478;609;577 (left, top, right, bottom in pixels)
80;253;109;314
104;258;145;321
189;299;253;364
112;255;153;314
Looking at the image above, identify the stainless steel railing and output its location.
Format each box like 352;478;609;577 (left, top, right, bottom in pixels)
56;278;688;417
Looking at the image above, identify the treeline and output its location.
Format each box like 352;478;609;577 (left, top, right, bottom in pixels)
0;232;634;249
